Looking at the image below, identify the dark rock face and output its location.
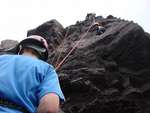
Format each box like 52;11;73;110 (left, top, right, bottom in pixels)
56;16;150;113
1;14;150;113
27;19;65;52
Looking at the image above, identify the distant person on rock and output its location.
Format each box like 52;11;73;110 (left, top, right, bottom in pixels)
0;35;65;113
96;22;106;35
89;22;106;35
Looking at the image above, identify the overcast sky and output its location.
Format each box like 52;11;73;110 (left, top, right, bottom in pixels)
0;0;149;42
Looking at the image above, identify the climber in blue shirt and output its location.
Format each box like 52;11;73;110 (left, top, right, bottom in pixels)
0;35;65;113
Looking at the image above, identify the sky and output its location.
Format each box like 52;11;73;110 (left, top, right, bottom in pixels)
0;0;149;42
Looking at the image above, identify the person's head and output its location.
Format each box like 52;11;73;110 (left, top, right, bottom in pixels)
16;35;49;61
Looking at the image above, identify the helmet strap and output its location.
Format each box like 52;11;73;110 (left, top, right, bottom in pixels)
18;45;23;55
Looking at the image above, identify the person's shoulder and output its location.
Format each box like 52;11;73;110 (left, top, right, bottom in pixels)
0;54;54;68
0;54;17;60
0;54;37;62
0;54;13;58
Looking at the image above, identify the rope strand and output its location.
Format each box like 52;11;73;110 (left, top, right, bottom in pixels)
55;22;96;70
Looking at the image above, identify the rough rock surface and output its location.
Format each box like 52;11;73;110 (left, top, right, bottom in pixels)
0;40;18;50
1;13;150;113
0;39;18;54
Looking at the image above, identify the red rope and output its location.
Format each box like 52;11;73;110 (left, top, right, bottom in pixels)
55;22;96;70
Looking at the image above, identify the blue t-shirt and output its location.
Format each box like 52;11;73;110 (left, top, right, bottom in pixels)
0;55;65;113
